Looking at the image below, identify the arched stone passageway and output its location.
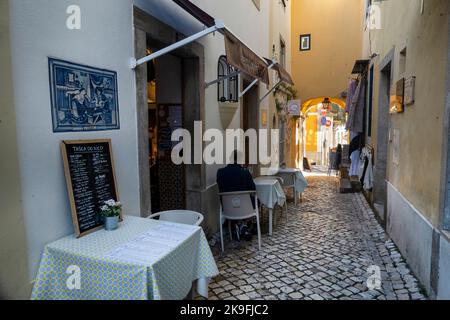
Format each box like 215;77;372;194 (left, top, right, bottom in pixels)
300;97;348;168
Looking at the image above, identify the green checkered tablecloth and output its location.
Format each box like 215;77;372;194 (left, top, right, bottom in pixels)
31;216;219;300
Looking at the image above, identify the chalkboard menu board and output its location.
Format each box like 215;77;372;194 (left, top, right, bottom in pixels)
61;140;120;238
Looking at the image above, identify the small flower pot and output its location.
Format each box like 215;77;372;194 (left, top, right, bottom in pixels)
104;216;119;231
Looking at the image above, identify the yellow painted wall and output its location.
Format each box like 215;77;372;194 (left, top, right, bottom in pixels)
306;115;318;152
0;0;32;299
291;0;364;101
368;0;450;227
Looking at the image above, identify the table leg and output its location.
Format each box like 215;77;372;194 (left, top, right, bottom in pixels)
269;209;273;236
197;278;210;299
294;185;298;206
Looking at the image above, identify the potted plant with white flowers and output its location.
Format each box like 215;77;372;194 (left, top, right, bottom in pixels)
99;199;122;231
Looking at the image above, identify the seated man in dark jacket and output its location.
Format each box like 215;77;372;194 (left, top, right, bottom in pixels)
216;151;256;196
217;151;256;241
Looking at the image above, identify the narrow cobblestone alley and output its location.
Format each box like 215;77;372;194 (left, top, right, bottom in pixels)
208;175;427;300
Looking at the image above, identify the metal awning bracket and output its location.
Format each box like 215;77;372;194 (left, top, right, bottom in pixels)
238;61;276;98
205;70;241;88
259;80;283;104
130;19;225;69
239;78;259;98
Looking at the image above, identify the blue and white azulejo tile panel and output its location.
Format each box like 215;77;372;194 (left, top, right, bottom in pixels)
48;58;120;132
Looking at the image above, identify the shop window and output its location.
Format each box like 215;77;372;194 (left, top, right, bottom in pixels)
218;56;239;103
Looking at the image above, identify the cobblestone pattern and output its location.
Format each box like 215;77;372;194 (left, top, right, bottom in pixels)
207;176;427;300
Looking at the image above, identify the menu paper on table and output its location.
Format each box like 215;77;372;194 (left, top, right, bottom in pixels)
105;222;199;266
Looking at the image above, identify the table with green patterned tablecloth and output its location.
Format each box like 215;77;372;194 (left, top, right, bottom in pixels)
31;216;219;300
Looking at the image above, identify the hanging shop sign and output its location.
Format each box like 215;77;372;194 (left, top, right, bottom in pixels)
287;100;301;116
404;76;416;106
61;139;121;238
321;116;327;126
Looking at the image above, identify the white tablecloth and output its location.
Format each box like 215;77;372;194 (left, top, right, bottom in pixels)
254;177;287;209
277;168;309;194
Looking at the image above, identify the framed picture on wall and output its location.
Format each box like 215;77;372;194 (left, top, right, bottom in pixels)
300;34;311;51
49;58;120;132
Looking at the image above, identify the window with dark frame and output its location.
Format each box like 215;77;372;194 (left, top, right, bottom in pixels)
218;55;239;103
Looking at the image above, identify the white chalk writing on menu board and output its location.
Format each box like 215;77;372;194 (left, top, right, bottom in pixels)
61;140;120;238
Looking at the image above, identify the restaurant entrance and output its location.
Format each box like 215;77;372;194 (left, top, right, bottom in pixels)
134;7;205;218
242;79;260;176
147;52;185;213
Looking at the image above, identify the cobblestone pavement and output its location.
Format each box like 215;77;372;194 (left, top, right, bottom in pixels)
207;175;427;300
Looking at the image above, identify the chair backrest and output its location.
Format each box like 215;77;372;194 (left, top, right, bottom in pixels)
329;151;337;170
151;210;204;226
219;191;256;219
277;172;295;187
271;176;284;185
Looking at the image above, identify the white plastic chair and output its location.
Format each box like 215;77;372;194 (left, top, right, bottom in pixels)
218;191;262;252
148;210;204;226
277;172;297;206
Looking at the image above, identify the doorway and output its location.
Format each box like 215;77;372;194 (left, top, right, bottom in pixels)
373;59;392;223
134;7;205;219
242;80;260;176
147;52;185;212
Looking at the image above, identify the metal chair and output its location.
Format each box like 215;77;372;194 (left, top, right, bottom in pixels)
148;210;204;226
328;150;339;177
218;191;262;252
